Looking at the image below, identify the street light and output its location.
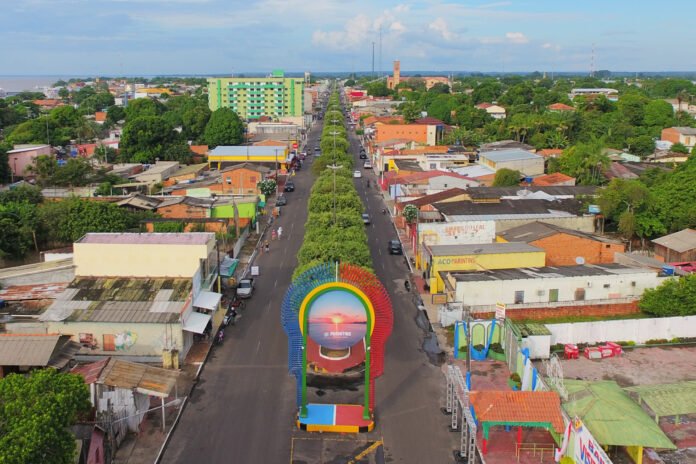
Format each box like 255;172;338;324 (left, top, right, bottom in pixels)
326;164;343;225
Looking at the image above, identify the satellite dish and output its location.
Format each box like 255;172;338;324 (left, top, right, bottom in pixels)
575;257;586;265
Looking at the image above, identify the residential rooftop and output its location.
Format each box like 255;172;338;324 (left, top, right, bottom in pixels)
208;145;287;157
427;242;542;256
479;148;541;162
498;221;621;244
447;263;655;283
652;229;696;253
77;232;214;245
40;277;193;324
433;198;585;218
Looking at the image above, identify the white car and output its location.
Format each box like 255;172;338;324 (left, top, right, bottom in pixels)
363;161;372;169
353;170;362;178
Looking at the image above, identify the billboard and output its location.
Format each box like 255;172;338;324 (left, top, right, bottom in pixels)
572;418;610;464
307;289;368;350
418;221;495;246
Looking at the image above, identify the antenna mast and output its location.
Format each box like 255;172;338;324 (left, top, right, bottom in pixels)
371;42;375;79
590;43;596;77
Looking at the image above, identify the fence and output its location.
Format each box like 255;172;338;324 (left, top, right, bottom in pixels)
232;225;250;259
546;315;696;345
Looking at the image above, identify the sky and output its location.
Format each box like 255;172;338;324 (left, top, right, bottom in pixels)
1;0;694;76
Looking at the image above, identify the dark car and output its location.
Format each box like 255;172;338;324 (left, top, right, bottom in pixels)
388;240;403;255
284;181;295;192
359;153;367;159
277;195;287;206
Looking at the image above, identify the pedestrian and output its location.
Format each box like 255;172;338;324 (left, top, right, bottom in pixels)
277;226;283;240
264;241;270;254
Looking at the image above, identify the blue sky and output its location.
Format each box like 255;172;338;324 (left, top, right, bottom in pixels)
1;0;693;75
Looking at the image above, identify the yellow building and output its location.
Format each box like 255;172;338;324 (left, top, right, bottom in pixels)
74;233;216;278
424;243;545;293
207;145;289;170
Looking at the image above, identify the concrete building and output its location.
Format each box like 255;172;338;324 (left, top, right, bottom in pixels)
207;71;305;120
496;221;624;266
661;127;696;149
479;149;545;176
652;229;696;263
374;123;440;146
7;144;52;179
442;264;667;315
475;103;506;119
73;233;216;278
423;242;546;293
132;161;180;184
41;233;223;363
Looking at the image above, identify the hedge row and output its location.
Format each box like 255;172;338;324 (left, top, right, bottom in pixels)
294;90;372;278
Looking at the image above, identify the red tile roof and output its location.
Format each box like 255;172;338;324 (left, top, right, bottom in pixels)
531;172;575;186
476;103;493;109
389;170;474;186
33;99;63;108
414;117;445;125
95;111;107;122
189;145;209;155
537;149;564;158
548;103;575;111
470;391;565;433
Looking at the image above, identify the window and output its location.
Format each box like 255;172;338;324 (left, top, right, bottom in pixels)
549;289;559;303
603;284;610;289
226;177;231;184
514;291;524;304
103;334;116;351
429;163;437;169
605;244;611;248
574;288;585;301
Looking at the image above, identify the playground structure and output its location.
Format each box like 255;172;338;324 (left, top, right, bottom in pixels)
444;364;478;464
281;263;393;433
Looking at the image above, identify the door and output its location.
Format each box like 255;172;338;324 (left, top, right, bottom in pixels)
549;289;559;303
574;288;586;301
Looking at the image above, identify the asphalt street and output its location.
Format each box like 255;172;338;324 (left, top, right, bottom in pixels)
162;99;457;464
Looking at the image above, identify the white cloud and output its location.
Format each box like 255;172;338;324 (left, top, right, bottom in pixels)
505;32;529;44
390;21;406;34
542;42;561;51
312;14;373;50
428;17;457;41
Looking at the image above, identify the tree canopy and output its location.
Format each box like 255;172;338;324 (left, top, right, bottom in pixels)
204;108;244;147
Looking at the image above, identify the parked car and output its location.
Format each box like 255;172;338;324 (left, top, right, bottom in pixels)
359;153;367;160
284;181;295;192
362;213;371;225
277;195;287;206
363;161;372;169
236;278;255;299
353;170;362;178
388;240;403;255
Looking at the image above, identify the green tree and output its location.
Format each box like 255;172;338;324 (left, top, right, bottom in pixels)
492;168;522;186
203;108;244;147
365;81;391;97
0;184;43;205
51;158;95;187
403;204;418;223
106;105;126;125
553;139;610;185
639;274;696;317
0;202;38;258
0;145;10;183
120;116;181;163
399;101;421;123
39;198;131;243
125;98;164;120
258;179;277;197
671;142;689;154
626;135;655;157
0;369;90;464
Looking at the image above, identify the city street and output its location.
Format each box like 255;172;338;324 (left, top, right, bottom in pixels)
162;104;456;464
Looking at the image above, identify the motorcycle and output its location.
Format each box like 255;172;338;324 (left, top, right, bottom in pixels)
215;329;225;345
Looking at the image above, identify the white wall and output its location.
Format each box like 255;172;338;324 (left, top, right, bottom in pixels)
428;176;479;191
454;270;667;307
546;315;696;345
418;221;495;246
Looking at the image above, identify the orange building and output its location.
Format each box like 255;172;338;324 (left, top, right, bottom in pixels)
375;123;434;145
497;221;624;267
386;60;450;90
169;163;269;196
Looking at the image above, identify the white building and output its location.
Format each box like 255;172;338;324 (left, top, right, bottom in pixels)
479;149;544;176
443;263;668;313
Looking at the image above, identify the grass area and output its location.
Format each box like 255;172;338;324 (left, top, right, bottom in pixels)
516;312;652;325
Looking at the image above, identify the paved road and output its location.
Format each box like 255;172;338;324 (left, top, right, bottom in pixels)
162;99;457;463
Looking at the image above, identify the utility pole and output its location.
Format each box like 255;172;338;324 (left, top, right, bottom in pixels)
378;26;382;78
371;42;375;79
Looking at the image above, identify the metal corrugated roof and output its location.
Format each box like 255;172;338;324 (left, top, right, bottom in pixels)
427;242;542;256
98;358;179;398
0;334;77;367
209;146;286;156
78;233;213;245
652;229;696;253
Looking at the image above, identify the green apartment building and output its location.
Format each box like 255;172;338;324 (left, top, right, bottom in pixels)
207;70;305;120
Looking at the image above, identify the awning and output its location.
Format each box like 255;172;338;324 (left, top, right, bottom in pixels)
182;312;211;334
193;291;222;311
